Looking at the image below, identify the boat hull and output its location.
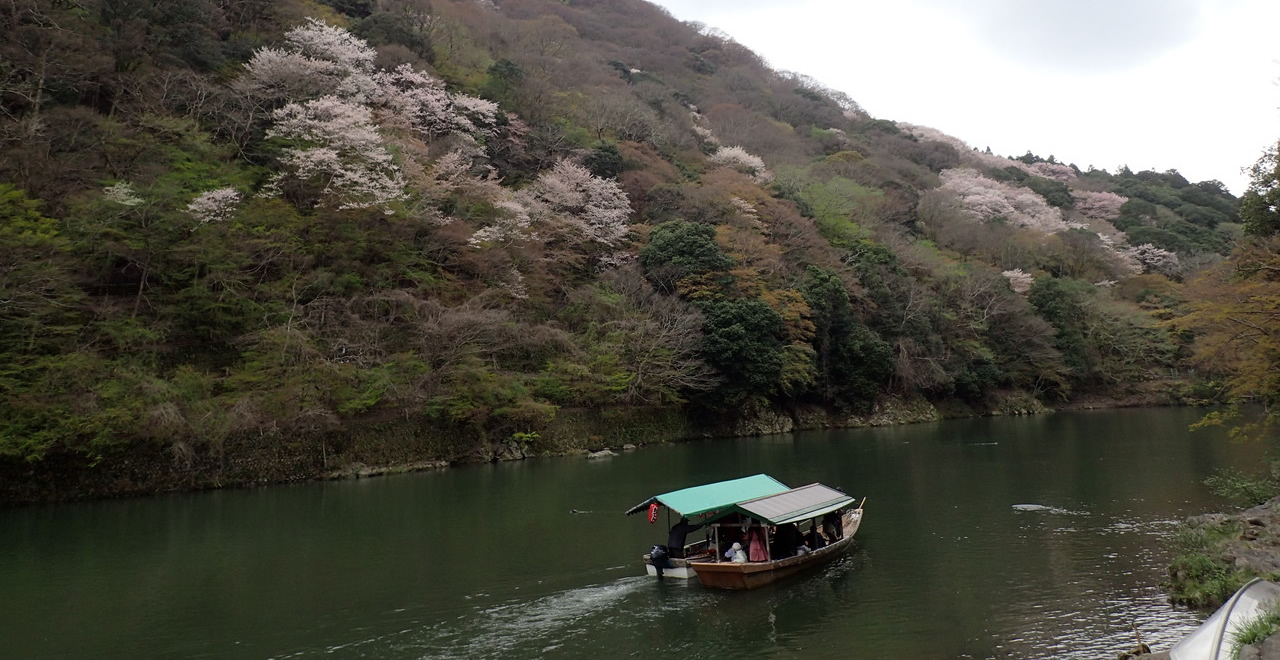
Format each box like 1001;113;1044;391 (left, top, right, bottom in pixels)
689;509;862;590
642;540;713;579
643;556;698;579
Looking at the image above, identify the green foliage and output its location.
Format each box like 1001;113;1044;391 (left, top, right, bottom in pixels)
1166;523;1253;608
425;362;557;430
1021;175;1073;209
1206;468;1280;508
480;58;524;109
697;298;784;405
0;185;63;249
799;177;883;249
319;0;374;17
1028;277;1096;378
1029;276;1173;388
1241;144;1280;237
352;12;434;62
639;220;734;293
801;267;893;410
584;143;623;179
985;166;1027;183
1110;168;1239;254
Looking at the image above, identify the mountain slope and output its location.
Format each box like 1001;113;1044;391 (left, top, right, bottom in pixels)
0;0;1242;494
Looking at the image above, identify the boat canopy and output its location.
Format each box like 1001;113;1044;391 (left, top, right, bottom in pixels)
1170;578;1280;660
624;474;789;519
730;483;854;526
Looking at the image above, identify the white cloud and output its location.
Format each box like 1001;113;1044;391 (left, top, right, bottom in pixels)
951;0;1207;73
651;0;1280;193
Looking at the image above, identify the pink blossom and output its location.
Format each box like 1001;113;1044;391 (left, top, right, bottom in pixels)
1026;162;1076;182
430;151;474;192
526;160;631;247
265;96;405;210
900;123;970;153
103;182;143;207
374;64;498;141
187;188;242;223
242;19;378;102
284;18;376;74
468;197;532;247
709;145;771;182
1073;191;1128;220
1120;243;1180;276
939;168;1066;233
1001;268;1034;294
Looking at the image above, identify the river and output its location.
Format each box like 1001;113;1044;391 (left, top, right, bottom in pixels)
0;407;1263;659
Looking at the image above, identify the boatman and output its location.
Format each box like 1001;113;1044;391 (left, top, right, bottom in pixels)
667;517;705;558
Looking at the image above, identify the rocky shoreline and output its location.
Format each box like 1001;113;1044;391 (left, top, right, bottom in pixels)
1179;497;1280;588
1136;497;1280;659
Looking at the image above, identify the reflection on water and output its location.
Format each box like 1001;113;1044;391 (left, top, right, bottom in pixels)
0;407;1263;659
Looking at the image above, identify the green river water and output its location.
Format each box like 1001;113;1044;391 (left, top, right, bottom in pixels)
0;407;1265;659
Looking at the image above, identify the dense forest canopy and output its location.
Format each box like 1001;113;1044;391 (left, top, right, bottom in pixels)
0;0;1273;469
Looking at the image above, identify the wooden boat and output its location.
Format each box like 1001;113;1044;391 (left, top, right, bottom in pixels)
626;474;791;579
627;476;864;589
690;506;863;590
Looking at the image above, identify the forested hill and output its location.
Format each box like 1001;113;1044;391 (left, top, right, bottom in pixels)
0;0;1255;483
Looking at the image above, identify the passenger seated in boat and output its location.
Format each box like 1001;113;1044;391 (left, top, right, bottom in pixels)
718;525;743;561
667;517;705;559
726;542;747;563
808;521;825;549
772;523;804;558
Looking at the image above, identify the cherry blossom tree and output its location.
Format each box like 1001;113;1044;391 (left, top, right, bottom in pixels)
241;18;378;103
939;168;1067;233
708;145;772;183
689;111;720;149
467;198;532;247
1121;243;1180;276
103;182;144;207
1027;162;1076;182
241;20;507;213
1001;268;1034;294
187;188;242;224
902;124;1016;170
1073;191;1128;220
524;160;631;247
900;123;970;153
263;96;406;210
373;64;498;143
467;161;632;259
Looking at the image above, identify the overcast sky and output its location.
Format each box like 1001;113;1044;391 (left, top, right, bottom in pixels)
649;0;1280;194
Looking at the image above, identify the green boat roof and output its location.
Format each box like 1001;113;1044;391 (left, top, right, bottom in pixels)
624;474;789;519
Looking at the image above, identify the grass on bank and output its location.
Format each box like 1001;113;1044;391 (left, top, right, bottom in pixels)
1231;600;1280;659
1166;522;1254;608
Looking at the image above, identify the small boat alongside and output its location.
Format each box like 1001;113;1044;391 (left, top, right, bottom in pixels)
626;475;864;589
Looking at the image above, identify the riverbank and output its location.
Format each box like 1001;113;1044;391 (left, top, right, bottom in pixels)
1;380;1208;506
1129;497;1280;659
0;393;1014;505
1166;497;1280;607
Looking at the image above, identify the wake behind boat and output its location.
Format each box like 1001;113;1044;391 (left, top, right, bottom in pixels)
625;474;864;589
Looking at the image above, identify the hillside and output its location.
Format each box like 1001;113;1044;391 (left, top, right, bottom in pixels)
0;0;1255;498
